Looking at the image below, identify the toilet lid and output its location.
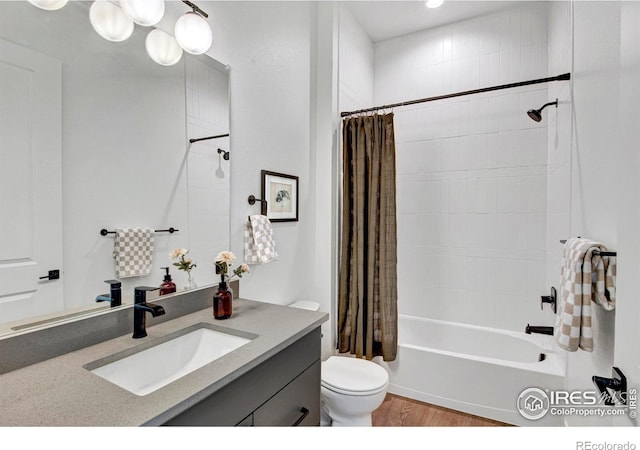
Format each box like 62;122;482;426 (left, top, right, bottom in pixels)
321;356;389;395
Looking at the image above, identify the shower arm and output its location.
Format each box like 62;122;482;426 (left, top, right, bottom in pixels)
537;100;558;112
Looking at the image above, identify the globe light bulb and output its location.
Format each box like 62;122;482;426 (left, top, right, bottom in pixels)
119;0;165;27
27;0;68;11
89;0;134;43
426;0;444;8
174;12;212;55
146;29;183;66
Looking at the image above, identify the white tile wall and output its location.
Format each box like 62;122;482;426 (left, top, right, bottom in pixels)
185;57;230;289
338;4;374;112
377;3;557;332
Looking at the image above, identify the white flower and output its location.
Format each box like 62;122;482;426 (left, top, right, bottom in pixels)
169;248;188;259
215;251;235;265
240;263;249;273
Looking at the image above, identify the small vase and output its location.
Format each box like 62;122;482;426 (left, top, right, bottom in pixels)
184;272;197;290
213;281;232;319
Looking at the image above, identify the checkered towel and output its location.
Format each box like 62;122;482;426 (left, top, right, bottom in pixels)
555;238;616;352
244;215;278;265
113;227;155;278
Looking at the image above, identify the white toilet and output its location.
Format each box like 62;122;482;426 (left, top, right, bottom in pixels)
288;300;390;427
320;355;389;426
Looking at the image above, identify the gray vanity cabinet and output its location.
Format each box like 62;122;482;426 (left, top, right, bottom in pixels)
163;327;321;426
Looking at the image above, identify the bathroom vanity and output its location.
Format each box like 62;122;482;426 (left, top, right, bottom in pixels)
0;291;328;426
164;327;321;426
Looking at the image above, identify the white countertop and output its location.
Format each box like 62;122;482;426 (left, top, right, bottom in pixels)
0;298;328;426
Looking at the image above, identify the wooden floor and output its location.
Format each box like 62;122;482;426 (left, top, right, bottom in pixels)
371;393;513;427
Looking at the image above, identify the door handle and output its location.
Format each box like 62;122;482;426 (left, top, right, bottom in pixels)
39;270;60;281
292;407;309;426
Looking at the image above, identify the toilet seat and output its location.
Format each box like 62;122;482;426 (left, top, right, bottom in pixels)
321;356;389;396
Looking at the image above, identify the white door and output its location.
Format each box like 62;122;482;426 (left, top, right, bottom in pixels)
0;39;63;325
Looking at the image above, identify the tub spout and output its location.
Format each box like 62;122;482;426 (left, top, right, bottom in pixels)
525;324;554;335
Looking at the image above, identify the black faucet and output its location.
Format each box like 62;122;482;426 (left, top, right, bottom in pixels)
525;324;554;336
95;279;122;307
133;286;165;339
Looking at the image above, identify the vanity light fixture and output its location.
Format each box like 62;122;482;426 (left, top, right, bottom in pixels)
426;0;444;8
31;0;213;65
174;1;212;55
89;0;134;42
119;0;165;27
145;28;183;66
27;0;68;11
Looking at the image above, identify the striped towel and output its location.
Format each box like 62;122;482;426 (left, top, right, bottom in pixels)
555;238;616;352
244;215;278;265
113;227;155;278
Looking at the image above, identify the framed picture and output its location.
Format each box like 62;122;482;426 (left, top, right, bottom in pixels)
261;170;299;222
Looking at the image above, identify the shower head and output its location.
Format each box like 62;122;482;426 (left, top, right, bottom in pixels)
217;148;229;160
527;99;558;122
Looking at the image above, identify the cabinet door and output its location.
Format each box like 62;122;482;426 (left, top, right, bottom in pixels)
253;360;320;426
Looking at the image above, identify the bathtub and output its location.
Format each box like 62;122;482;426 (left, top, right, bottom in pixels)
379;315;566;426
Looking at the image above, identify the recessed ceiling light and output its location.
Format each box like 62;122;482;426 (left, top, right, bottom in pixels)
426;0;444;8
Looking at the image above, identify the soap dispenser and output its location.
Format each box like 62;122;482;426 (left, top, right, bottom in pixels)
160;267;176;295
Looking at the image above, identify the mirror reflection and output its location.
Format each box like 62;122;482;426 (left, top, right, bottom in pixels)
0;1;230;335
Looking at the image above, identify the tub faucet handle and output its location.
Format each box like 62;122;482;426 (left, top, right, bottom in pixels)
540;287;557;314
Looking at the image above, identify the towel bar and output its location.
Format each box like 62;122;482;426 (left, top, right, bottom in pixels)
100;227;179;236
559;239;616;257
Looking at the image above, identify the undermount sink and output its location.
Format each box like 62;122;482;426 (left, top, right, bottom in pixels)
86;323;254;396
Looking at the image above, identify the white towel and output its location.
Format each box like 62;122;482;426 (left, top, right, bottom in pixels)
113;227;155;278
555;238;616;352
244;215;278;265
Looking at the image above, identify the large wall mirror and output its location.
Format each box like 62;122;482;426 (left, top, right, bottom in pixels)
0;1;230;335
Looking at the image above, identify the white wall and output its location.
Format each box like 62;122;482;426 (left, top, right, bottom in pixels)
613;0;640;427
546;1;572;318
185;56;231;289
207;2;321;300
206;1;340;357
312;2;340;358
338;4;374;112
549;1;638;426
374;3;554;331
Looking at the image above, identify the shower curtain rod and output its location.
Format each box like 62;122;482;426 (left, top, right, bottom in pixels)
340;72;571;118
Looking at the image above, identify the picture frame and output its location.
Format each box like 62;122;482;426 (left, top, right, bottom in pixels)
261;170;299;222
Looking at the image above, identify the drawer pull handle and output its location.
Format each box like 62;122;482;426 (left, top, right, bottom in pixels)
292;407;309;426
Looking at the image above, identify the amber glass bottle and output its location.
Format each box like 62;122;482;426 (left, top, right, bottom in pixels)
159;267;176;295
213;281;232;319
